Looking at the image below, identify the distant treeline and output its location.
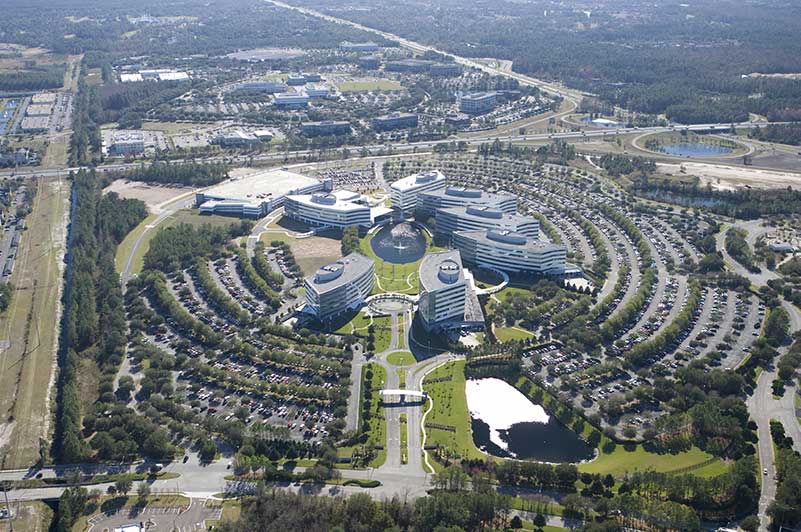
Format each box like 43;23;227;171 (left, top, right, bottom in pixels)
749;123;801;146
117;161;229;187
0;66;65;91
55;169;148;463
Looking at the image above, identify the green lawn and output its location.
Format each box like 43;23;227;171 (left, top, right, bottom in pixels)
114;209;240;275
386;350;415;366
400;413;408;464
396;368;407;388
422;360;485;465
494;326;535;342
336;79;405;92
363;363;388;467
359;230;446;295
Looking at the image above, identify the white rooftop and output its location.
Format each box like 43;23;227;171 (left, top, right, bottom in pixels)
391;170;446;192
288;189;366;212
203;169;320;203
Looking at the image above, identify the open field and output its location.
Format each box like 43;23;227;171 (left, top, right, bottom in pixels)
41;133;70;169
0;501;53;532
262;231;341;276
655;161;801;191
336;79;405;92
422;360;485;463
0;176;70;468
114;209;240;275
494;326;535;342
103;179;194;212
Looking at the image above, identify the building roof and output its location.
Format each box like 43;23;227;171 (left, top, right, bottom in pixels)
439;206;535;229
307;253;374;295
287;190;367;212
461;91;496;101
455;229;562;252
419;250;465;292
202;169;320;203
390;170;446;192
374;112;417;121
424;186;515;205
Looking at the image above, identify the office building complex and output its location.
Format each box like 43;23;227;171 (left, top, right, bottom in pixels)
459;92;497;115
385;59;433;73
273;91;310;107
233;81;287;93
418;250;484;331
301;120;351;137
452;229;567;275
284;190;372;229
304;253;375;321
436;206;539;240
418;187;517;217
213;130;259;147
304;85;331;99
390;170;447;216
372;112;418;132
430;63;463;76
196;169;324;218
109;132;145;155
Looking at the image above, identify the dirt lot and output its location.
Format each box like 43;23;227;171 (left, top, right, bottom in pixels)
0;176;70;468
261;229;342;276
0;501;53;532
103;180;194;213
656;162;801;191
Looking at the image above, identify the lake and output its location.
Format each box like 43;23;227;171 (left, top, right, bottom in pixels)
660;143;733;157
466;378;594;463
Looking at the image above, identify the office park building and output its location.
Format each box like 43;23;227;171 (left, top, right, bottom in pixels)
284;190;372;229
418;250;484;332
304;253;375;321
435;206;539;241
390;170;447;216
453;229;567;275
418;186;518;217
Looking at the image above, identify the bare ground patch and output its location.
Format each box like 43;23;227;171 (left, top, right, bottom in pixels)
103;179;194;213
656;162;801;191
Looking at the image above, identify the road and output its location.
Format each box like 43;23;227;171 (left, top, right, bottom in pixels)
715;220;779;287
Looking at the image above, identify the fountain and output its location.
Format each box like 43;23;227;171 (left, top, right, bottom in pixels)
371;223;427;264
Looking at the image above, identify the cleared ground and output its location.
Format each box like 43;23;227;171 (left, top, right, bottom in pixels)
0;501;53;532
0;176;70;468
103;179;194;212
655;162;801;191
336;79;405;92
260;230;341;276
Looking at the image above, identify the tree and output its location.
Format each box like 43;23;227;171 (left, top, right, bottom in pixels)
510;515;523;529
137;483;151;499
740;515;759;532
115;479;133;494
533;513;547;528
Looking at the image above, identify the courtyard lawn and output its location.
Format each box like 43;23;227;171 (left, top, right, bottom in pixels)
386;350;415;366
494;326;535;342
359;229;446;295
422;360;485;465
364;363;388;467
336;79;405;92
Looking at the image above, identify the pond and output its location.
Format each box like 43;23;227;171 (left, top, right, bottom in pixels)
370;223;427;264
466;378;594;463
660;143;733;157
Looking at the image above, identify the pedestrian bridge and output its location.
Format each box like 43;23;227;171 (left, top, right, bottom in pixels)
380;389;428;400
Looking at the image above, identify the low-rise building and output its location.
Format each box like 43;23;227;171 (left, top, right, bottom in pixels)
358;55;381;69
233;81;287;93
430;63;463;76
304;253;375;321
19;117;48;132
284;190;372;228
373;112;418;132
436;206;539;240
452;229;567;275
459;92;497;115
196;169;323;218
305;85;331;99
109;132;145;155
385;59;433;73
418;250;484;331
418;186;517;217
301;120;351;137
444;112;471;128
25;104;52;117
286;74;307;86
273;91;309;108
390;170;447;216
213;130;259;147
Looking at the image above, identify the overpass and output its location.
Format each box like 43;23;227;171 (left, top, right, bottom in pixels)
380;389;427;401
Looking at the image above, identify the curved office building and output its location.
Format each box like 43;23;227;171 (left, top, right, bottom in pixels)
452;229;566;275
390;170;447;216
304;253;375;320
418;186;517;217
436;206;539;240
284;190;372;228
417;250;484;332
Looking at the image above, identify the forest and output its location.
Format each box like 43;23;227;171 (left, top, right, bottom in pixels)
0;65;66;91
55;169;150;463
294;0;801;124
115;161;230;187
